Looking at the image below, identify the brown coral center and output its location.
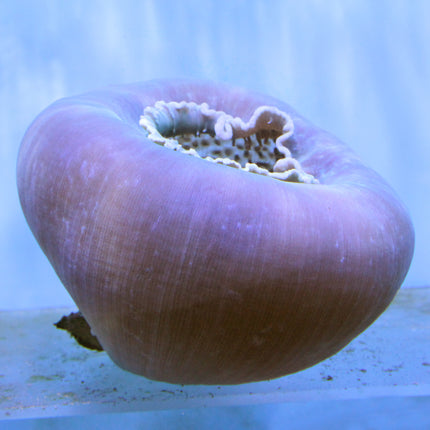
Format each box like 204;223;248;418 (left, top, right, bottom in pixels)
139;101;318;184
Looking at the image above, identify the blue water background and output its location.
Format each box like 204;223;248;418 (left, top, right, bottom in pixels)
0;0;429;308
1;1;430;428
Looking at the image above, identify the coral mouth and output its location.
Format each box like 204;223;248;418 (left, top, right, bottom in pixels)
140;101;318;184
